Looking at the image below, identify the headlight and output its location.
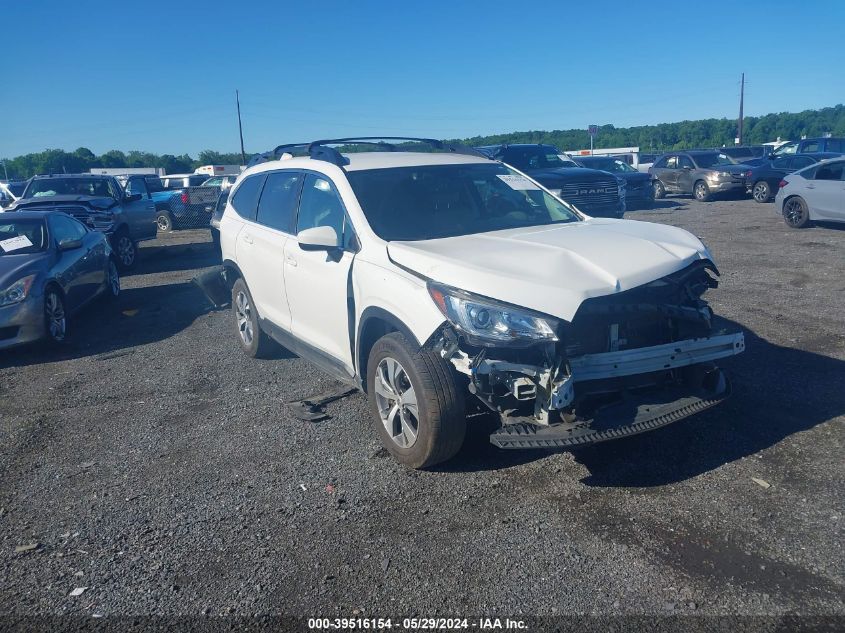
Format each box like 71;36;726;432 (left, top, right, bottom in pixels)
428;283;559;346
710;171;731;179
0;274;36;307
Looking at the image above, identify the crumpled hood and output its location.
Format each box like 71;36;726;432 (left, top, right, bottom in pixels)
10;195;117;211
388;219;713;322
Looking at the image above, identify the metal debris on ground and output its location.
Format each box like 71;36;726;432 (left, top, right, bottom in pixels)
286;387;357;422
752;477;772;489
15;543;39;553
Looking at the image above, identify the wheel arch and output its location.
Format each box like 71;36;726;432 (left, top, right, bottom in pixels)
356;307;423;393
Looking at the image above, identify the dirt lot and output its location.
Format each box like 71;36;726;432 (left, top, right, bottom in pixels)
1;197;843;623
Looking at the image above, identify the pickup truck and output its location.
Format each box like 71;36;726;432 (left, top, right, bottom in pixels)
8;173;157;269
118;174;220;233
770;137;845;158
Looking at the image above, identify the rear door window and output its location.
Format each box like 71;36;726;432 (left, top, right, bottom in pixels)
255;171;302;233
230;173;266;221
790;156;814;170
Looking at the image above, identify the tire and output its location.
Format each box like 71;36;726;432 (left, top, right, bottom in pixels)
43;286;67;345
693;180;711;202
653;180;666;199
112;230;137;271
156;212;173;233
752;180;771;203
231;278;274;358
104;257;121;301
783;196;811;229
367;332;466;469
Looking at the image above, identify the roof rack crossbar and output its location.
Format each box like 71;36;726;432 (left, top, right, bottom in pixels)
247;136;492;169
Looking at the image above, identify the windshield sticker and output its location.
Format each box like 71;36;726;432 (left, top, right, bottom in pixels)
0;235;33;252
497;175;540;191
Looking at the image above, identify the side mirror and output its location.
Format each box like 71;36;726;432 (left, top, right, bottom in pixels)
297;225;339;250
125;193;143;202
58;238;83;251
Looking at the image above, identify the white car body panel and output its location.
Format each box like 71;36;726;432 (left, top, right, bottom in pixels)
775;158;845;223
387;218;712;322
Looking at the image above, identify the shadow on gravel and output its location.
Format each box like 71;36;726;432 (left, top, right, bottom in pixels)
0;281;215;369
129;236;220;277
435;317;845;482
573;317;845;487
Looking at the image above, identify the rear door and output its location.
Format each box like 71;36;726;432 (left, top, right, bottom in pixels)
123;177;157;240
283;173;357;377
661;156;680;191
808;162;845;220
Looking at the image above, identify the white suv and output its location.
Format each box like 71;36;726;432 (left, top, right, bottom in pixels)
216;138;744;468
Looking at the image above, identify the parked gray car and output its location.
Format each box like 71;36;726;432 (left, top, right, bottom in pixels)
649;151;748;201
8;174;157;269
0;210;120;350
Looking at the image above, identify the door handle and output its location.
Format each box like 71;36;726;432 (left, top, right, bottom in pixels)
285;254;297;267
242;234;254;244
806;185;815;189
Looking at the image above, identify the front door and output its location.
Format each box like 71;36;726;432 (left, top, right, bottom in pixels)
123;177;157;240
283;173;356;376
677;155;695;193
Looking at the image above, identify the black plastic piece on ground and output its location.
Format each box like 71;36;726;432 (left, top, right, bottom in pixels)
286;387;358;422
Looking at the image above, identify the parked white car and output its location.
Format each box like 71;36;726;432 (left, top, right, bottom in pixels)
214;138;744;468
775;157;845;228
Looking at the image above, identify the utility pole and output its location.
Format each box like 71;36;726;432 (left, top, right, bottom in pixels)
236;90;246;166
737;73;745;145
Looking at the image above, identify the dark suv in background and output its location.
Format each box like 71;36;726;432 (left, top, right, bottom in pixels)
570;155;654;209
475;144;625;217
649;151;748;201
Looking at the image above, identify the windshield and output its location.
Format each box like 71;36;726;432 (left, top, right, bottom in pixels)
25;177;117;199
501;148;577;171
580;158;636;173
347;163;581;241
692;153;736;168
0;218;48;255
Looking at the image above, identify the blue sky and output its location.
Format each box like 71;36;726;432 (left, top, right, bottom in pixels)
3;0;844;158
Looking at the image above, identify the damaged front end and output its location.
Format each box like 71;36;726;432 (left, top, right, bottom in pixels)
431;261;745;449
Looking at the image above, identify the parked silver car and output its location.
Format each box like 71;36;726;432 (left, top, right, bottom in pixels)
650;151;748;201
774;157;845;228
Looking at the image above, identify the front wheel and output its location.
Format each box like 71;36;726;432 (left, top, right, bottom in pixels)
43;287;67;345
783;196;810;229
752;181;771;203
113;230;137;271
653;180;666;199
367;332;466;469
693;180;711;202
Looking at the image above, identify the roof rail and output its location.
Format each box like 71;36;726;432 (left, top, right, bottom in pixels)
246;136;490;169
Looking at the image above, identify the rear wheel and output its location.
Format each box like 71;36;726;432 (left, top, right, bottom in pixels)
43;287;67;345
783;196;810;228
231;278;274;358
752;180;771;203
367;332;466;469
156;212;173;233
693;180;711;201
113;230;137;271
653;180;666;199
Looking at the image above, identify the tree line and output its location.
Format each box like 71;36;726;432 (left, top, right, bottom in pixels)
3;105;844;179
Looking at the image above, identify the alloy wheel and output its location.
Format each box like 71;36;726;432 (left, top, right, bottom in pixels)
117;236;135;267
108;260;121;296
235;291;253;345
45;292;66;342
694;182;708;200
373;357;419;448
752;182;770;202
784;199;808;227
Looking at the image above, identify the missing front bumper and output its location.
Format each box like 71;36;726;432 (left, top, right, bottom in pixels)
490;370;731;449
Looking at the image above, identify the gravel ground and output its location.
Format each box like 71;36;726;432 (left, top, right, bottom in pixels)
0;197;843;625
